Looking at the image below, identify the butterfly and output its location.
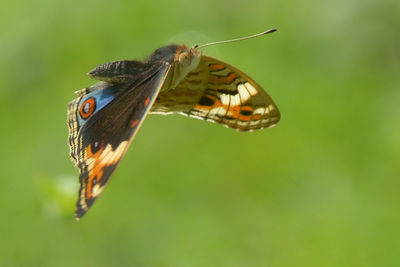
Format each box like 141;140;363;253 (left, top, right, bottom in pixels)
67;30;280;220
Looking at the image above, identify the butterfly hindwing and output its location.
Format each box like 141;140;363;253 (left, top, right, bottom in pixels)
68;63;171;219
151;55;280;131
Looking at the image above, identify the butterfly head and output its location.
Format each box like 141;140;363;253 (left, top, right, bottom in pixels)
149;45;200;65
175;46;201;66
174;46;201;81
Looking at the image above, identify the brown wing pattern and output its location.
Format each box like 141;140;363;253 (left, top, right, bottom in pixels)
151;55;280;131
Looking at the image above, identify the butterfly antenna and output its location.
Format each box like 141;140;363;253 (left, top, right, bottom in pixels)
194;28;277;49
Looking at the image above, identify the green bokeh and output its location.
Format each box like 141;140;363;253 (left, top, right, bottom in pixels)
1;0;399;266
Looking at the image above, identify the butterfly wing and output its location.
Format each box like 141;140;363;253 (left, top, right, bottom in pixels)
68;63;171;219
151;55;280;132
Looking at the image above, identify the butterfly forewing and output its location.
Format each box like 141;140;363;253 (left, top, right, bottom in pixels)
152;55;280;131
68;64;171;219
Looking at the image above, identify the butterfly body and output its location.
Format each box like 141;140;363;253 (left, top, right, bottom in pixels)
68;44;280;219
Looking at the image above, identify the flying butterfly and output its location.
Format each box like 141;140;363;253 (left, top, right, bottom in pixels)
67;29;280;220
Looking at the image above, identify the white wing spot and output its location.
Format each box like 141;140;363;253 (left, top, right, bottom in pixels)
244;82;258;96
209;107;221;116
231;94;241;106
254;107;265;115
237;121;249;126
218;107;227;116
238;84;251;102
220;94;230;105
92;184;104;198
268;104;276;111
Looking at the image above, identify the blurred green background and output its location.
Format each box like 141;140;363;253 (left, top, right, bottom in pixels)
1;0;399;266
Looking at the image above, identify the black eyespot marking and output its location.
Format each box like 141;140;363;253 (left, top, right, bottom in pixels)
198;96;214;106
240;109;252;116
90;141;102;154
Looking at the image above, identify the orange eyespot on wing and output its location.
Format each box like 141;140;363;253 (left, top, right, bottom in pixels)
79;98;96;119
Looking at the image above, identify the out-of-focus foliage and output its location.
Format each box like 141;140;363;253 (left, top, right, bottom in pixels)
0;0;399;266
